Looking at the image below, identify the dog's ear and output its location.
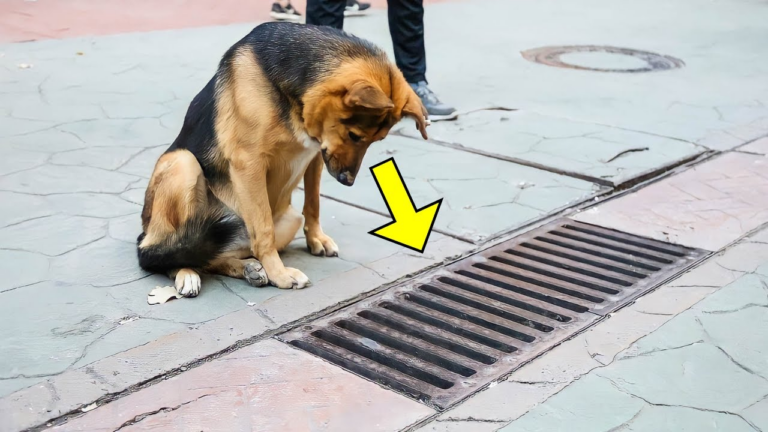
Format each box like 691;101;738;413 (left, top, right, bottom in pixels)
344;81;394;111
402;91;429;140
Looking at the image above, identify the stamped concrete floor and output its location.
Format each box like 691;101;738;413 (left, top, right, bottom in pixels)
497;232;768;432
3;0;768;429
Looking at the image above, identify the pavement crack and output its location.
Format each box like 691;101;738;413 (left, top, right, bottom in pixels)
601;376;761;431
89;273;153;289
255;308;276;325
606;406;645;432
112;393;216;431
695;316;768;382
702;303;768;315
435;417;508;423
217;276;249;304
634;310;674;316
114;143;167;172
1;280;48;295
0;213;57;229
36;75;51;105
337;256;387;280
618;340;704;361
602;147;649;163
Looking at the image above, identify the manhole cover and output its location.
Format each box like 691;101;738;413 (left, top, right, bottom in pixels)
279;219;707;408
522;45;684;73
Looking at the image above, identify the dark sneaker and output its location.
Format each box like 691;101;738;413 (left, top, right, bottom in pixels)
270;2;302;22
344;0;371;16
410;81;458;121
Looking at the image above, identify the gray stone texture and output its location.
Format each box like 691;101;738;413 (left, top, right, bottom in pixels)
4;0;768;427
398;110;706;185
320;135;601;243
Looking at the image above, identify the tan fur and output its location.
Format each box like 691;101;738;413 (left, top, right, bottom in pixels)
140;150;207;248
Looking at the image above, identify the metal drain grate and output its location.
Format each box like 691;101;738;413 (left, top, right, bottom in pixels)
279;219;707;408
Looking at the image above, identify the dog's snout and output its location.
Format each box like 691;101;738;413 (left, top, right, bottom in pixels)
337;171;354;187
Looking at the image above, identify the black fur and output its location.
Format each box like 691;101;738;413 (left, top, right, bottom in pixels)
137;207;245;272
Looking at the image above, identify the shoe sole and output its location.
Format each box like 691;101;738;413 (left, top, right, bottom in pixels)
270;12;302;22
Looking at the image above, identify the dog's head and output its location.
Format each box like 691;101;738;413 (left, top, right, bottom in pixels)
302;61;428;186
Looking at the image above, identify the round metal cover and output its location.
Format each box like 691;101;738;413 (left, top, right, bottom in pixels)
522;45;684;73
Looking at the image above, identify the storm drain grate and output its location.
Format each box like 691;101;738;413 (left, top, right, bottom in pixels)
278;219;707;408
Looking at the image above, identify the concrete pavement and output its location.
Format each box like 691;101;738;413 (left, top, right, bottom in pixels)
2;0;768;430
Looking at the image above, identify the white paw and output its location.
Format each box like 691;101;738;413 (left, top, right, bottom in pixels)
174;269;201;297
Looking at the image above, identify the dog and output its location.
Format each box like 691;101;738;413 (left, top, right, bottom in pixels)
136;22;428;296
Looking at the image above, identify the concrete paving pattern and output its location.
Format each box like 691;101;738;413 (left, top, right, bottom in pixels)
2;0;768;430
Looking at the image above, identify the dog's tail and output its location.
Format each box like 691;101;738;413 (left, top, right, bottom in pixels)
136;209;245;273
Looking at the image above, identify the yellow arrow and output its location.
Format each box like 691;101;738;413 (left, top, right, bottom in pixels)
368;158;443;253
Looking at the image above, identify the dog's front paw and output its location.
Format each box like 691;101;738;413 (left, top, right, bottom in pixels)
306;231;339;257
268;267;310;290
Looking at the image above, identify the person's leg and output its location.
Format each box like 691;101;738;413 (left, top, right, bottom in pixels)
387;0;457;120
387;0;426;84
306;0;346;28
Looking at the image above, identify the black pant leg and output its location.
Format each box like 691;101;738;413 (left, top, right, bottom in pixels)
306;0;346;29
387;0;427;84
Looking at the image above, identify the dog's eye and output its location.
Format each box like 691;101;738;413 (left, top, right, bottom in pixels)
348;131;362;143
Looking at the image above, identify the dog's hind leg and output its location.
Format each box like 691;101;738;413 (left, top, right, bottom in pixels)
138;149;240;297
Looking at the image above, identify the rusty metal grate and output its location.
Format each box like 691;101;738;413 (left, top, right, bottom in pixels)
278;219;707;408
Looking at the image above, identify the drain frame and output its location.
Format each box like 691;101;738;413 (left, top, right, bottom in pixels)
521;45;685;73
279;219;708;409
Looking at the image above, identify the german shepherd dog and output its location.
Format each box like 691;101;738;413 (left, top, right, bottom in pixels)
137;23;428;295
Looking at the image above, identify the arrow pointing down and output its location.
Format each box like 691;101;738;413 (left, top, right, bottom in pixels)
368;158;443;253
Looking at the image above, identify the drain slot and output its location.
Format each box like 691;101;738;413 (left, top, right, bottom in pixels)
419;284;553;333
290;339;431;401
404;293;537;342
381;302;518;353
457;269;590;312
504;249;634;286
550;230;672;263
520;241;649;279
280;219;707;408
535;235;662;271
488;255;621;294
437;276;572;322
562;224;685;257
335;320;477;377
473;263;606;302
311;328;455;389
357;310;498;365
